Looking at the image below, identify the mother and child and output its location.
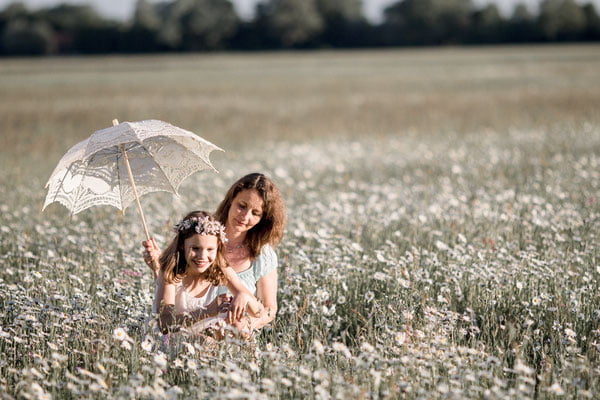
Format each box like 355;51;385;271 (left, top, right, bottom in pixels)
142;173;285;340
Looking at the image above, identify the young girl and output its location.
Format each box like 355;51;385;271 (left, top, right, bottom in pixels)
155;211;263;336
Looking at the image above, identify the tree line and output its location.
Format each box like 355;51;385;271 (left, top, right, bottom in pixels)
1;0;599;55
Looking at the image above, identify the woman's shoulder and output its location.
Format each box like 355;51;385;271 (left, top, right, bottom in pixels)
256;244;277;263
252;244;278;278
259;243;275;256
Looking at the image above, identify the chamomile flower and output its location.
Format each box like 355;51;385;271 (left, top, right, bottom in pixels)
312;339;325;355
113;327;128;341
548;383;564;395
153;353;167;369
141;336;153;353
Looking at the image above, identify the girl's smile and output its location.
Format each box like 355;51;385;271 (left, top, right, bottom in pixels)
183;234;218;275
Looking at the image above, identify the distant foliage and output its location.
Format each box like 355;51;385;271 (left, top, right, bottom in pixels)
0;0;599;54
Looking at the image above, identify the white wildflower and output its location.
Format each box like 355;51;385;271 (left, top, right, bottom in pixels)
395;331;407;346
312;339;325;355
112;327;129;342
373;271;387;281
141;336;153;353
360;341;375;353
435;240;449;251
153;353;167;369
313;369;330;382
332;342;352;358
565;328;576;338
548;382;564;395
186;359;197;371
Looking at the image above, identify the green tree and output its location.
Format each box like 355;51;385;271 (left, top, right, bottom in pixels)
125;0;162;52
40;4;105;31
0;3;28;42
506;3;541;42
538;0;586;40
1;18;54;55
581;3;600;40
259;0;324;47
469;4;504;43
179;0;239;50
153;0;239;51
133;0;161;31
315;0;367;47
383;0;474;45
37;4;109;53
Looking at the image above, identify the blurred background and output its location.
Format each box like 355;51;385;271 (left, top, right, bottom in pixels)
0;0;599;55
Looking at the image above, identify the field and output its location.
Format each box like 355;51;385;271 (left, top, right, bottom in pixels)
1;45;599;399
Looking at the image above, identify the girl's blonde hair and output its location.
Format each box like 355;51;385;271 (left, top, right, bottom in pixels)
215;173;286;259
160;211;227;285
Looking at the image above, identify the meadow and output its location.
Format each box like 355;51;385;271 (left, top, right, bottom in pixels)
0;45;599;399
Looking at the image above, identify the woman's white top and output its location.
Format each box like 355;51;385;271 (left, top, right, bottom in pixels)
216;244;278;296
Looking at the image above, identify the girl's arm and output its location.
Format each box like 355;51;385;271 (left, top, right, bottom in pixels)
157;275;178;333
221;266;264;320
227;269;277;339
152;271;165;314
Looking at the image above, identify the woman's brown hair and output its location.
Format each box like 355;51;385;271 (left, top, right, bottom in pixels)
215;173;285;259
159;211;227;285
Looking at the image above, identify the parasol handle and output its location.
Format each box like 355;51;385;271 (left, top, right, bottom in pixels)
114;119;160;279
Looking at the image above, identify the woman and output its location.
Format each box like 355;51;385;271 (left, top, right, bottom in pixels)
144;173;285;337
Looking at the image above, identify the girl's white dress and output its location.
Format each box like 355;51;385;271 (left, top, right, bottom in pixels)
174;282;228;335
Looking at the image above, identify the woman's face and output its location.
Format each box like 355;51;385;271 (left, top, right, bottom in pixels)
227;189;264;235
183;234;218;275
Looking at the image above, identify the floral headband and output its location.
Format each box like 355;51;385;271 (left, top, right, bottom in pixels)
174;216;228;243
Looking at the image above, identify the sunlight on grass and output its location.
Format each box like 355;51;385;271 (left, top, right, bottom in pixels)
0;46;599;398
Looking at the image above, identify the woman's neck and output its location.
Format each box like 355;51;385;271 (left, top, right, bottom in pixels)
225;227;246;246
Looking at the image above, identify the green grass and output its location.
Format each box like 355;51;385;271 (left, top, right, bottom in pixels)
0;45;599;398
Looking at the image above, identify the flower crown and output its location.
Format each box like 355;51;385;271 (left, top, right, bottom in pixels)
174;216;228;243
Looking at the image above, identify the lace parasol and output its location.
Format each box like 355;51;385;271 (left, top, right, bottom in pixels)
43;119;223;242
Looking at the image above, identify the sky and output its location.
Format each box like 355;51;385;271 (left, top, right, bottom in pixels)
1;0;599;23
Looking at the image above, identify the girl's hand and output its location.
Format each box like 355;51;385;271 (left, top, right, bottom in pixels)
228;292;251;323
205;294;232;318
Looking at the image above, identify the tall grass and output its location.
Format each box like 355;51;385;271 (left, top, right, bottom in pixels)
0;45;599;398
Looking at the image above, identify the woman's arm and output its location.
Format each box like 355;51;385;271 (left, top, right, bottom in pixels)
142;238;161;280
252;269;278;329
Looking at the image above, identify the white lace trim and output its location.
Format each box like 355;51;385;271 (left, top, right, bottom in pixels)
43;119;222;215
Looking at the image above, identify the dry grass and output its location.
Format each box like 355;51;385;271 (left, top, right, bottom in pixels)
1;45;599;175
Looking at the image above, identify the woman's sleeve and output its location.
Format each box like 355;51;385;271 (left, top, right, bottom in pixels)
253;245;278;280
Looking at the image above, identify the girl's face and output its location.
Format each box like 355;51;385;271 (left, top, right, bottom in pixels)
227;189;264;235
183;234;218;275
